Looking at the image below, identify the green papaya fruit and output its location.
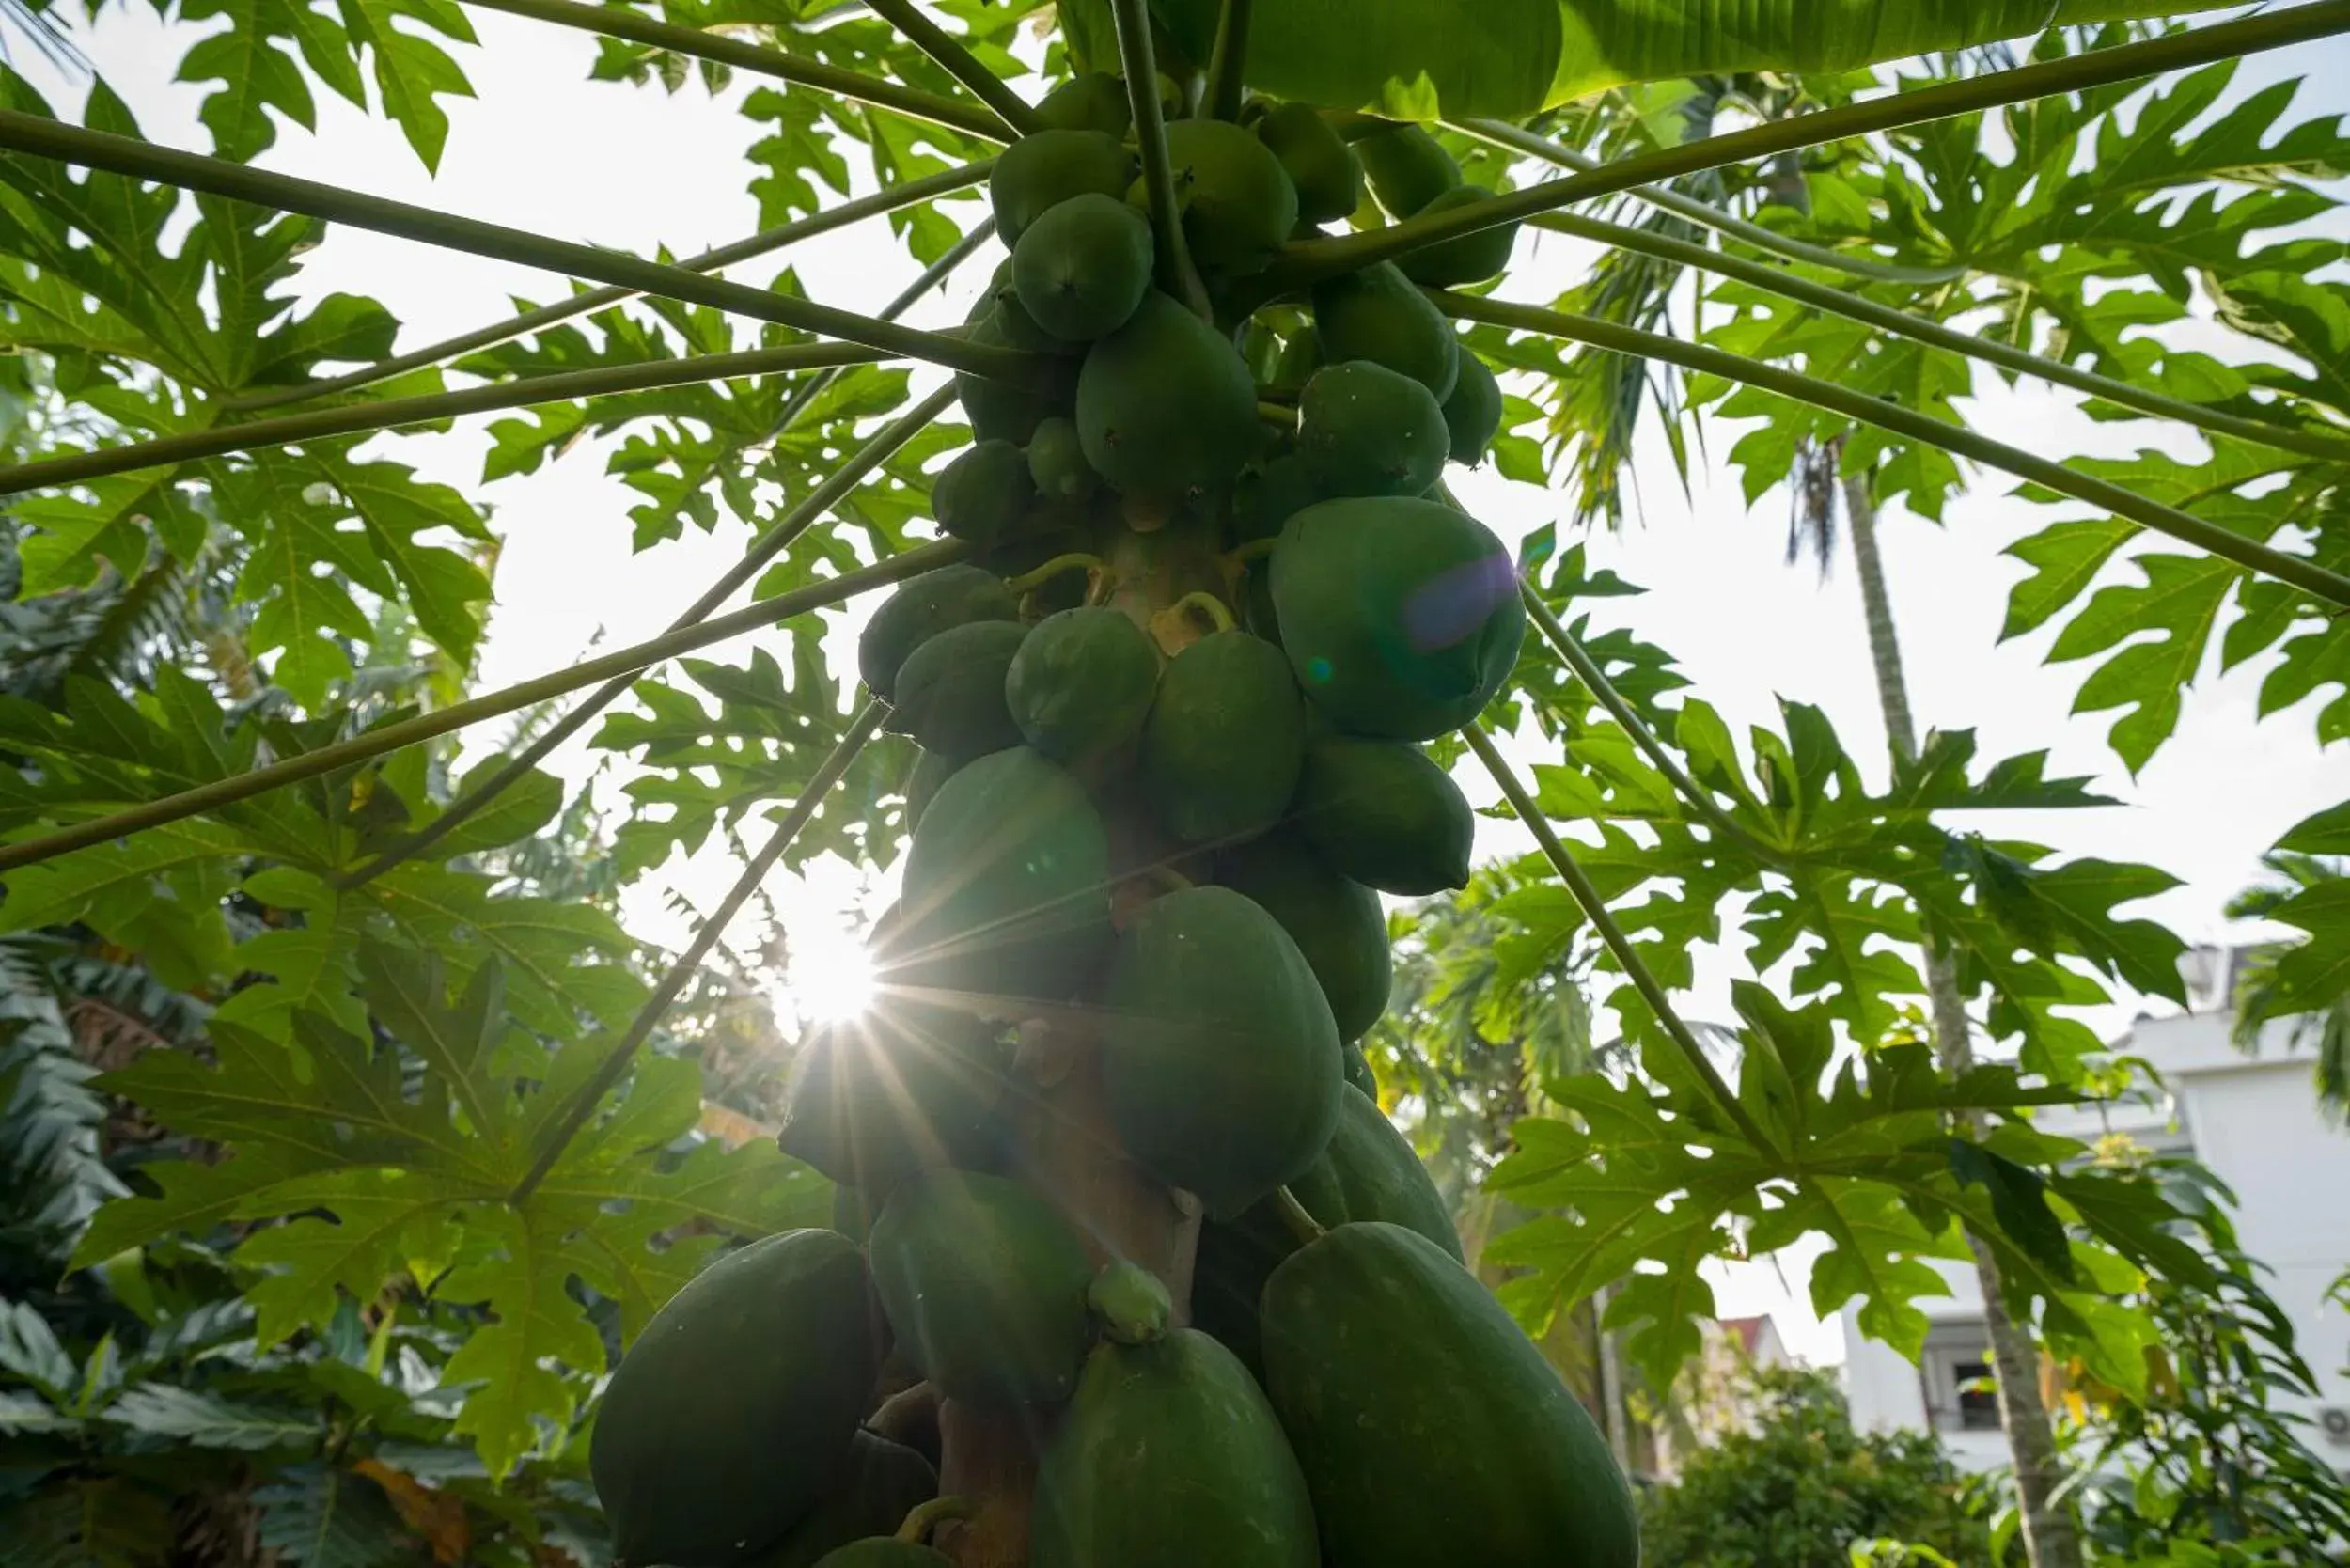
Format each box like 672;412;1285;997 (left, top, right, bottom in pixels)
592;1231;877;1567
888;747;1113;1005
981;259;1077;355
777;1003;1009;1191
1035;71;1132;136
748;1433;937;1568
933;438;1039;546
887;620;1028;758
1395;184;1520;287
1290;734;1474;893
1295;359;1449;498
1158;117;1300;276
869;1169;1096;1405
1031;1330;1319;1568
1440;348;1503;466
1026;415;1100;503
954;307;1074;445
903;747;960;832
1242;559;1283;648
1099;886;1341;1218
990;129;1136;245
1255;102;1361;223
1216;831;1391;1043
1140;628;1305;846
1013;193;1155;341
1354;122;1461;217
1228;453;1319;545
857;566;1020;700
1190;1083;1460;1371
1269;495;1524;742
1261;1223;1639;1568
1269;322;1322;391
1311;261;1459;401
1340;1040;1376;1096
1006;606;1160;769
1077;291;1263;502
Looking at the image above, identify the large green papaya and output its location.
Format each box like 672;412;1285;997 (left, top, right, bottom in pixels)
1026;415;1100;502
1396;184;1521;287
1269;495;1525;742
1311;261;1459;401
1440;347;1503;466
1159;117;1299;276
1006;606;1160;770
1255;101;1360;224
990;129;1136;245
1228;453;1320;546
1295;360;1449;499
1099;886;1340;1218
868;1169;1096;1405
1215;831;1390;1043
1035;71;1132;136
1289;735;1474;894
1140;629;1305;847
955;306;1073;445
777;1004;1009;1192
1261;1223;1639;1568
932;438;1038;545
1013;193;1155;342
592;1231;876;1567
1354;122;1461;218
748;1433;936;1568
857;566;1019;699
1191;1085;1459;1372
887;620;1028;759
1031;1328;1319;1568
888;747;1113;1006
1077;291;1262;502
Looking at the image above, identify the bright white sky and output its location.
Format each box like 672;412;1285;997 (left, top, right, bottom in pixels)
22;11;2350;1365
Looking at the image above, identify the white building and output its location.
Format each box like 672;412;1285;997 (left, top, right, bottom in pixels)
1841;949;2350;1475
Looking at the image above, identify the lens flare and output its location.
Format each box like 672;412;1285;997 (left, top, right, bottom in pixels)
786;924;876;1021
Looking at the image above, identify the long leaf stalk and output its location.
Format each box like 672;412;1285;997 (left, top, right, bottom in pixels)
338;383;960;890
0;541;968;876
1462;725;1779;1158
1111;0;1211;318
863;0;1042;137
508;698;890;1203
1202;0;1252;122
1528;210;2350;466
1438;290;2350;611
1512;579;1784;867
1262;2;2350;291
0;110;1047;387
1451;118;1964;288
227;159;996;413
0;343;895;497
464;0;1016;142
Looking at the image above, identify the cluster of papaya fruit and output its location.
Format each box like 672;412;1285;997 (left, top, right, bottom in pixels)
588;72;1637;1568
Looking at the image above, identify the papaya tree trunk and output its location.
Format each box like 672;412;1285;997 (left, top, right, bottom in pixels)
931;524;1222;1568
1842;472;2084;1568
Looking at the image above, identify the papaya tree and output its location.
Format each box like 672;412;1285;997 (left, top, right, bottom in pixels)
1;4;2346;1568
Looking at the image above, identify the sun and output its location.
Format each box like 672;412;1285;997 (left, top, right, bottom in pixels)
783;922;877;1024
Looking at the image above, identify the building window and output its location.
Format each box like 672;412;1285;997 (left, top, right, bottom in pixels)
1919;1322;2003;1435
1950;1356;2002;1431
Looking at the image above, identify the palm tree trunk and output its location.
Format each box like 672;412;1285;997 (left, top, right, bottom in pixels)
1842;473;2084;1568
